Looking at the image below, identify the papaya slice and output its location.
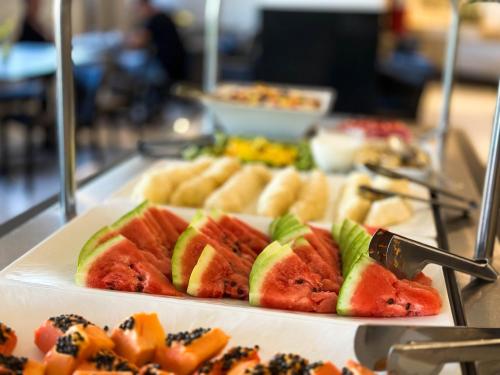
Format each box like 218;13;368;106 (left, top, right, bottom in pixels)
197;346;260;375
34;314;93;354
342;360;375;375
154;328;229;375
75;349;138;373
245;354;341;375
44;324;114;375
0;354;45;375
139;363;174;374
111;313;165;366
73;372;134;375
0;322;17;355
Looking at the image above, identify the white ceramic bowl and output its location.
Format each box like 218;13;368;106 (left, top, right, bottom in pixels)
311;132;363;172
203;83;335;140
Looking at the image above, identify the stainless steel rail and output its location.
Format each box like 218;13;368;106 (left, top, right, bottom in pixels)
475;81;500;259
54;0;77;221
437;0;460;141
203;0;221;94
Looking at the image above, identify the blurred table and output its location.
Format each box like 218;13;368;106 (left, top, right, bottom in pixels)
0;33;123;82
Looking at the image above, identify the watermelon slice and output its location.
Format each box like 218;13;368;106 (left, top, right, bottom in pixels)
76;235;182;296
291;237;341;292
78;203;187;279
171;226;252;293
337;256;442;317
191;211;259;262
187;244;249;299
216;214;269;254
249;242;337;313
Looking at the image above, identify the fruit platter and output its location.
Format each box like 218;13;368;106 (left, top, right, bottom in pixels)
0;200;451;325
0;307;377;375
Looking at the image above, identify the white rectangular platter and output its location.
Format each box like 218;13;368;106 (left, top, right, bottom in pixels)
0;200;452;327
112;160;437;238
0;279;459;374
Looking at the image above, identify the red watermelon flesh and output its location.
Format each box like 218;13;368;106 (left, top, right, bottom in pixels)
159;207;189;233
304;231;341;277
174;230;253;292
217;215;270;254
341;259;441;317
116;216;172;276
83;236;182;296
292;239;341;293
198;217;258;263
255;247;337;313
188;245;250;299
148;207;181;246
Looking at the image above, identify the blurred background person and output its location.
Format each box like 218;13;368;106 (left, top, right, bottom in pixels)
18;0;49;42
128;0;187;87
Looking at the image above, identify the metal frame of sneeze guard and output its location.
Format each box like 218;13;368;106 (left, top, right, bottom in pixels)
202;0;222;134
437;0;500;260
54;0;77;221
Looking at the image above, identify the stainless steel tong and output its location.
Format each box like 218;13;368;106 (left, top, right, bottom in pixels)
358;185;473;215
369;229;498;282
355;325;500;375
363;163;478;209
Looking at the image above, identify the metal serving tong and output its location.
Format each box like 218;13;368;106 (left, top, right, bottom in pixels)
369;229;498;282
363;163;478;209
354;325;500;374
358;185;472;215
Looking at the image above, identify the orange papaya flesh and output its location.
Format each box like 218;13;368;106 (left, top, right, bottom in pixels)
197;346;260;375
44;324;114;375
111;313;165;367
342;360;375;375
75;349;138;373
73;372;134;375
139;363;175;375
34;314;93;354
154;328;229;375
0;322;17;356
245;354;341;375
0;354;45;375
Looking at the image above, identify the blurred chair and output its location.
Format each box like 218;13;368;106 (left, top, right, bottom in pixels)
0;79;46;184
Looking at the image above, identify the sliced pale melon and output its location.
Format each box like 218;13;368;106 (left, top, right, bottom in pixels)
364;196;412;227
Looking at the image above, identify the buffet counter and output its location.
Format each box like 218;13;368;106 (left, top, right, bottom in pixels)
0;123;498;373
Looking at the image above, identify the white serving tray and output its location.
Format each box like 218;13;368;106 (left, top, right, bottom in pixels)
0;279;459;374
0;200;452;327
113;160;437;238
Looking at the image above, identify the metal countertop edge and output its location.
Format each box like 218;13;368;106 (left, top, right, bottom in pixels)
0;151;137;239
431;191;477;375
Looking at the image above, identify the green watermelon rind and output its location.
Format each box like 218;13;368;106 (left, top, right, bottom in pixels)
343;236;372;277
75;235;124;286
343;225;365;257
186;244;217;296
249;241;292;306
339;219;356;252
171;226;199;290
111;201;149;230
342;229;370;276
77;226;113;267
332;222;342;244
336;255;374;316
77;201;150;269
270;214;311;244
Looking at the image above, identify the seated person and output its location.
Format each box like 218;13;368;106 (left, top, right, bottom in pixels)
128;0;187;86
18;0;49;42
